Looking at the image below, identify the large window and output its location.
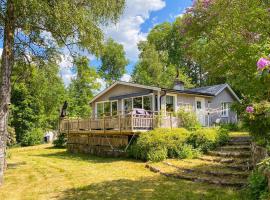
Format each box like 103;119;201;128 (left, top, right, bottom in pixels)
96;101;118;117
166;95;175;112
143;96;152;111
133;97;142;109
221;102;229;117
124;98;132;112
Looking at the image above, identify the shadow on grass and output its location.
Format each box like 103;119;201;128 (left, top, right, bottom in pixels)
57;176;243;200
34;150;143;164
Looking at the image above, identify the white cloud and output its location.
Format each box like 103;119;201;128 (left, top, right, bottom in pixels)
59;53;75;86
120;74;132;82
104;0;166;61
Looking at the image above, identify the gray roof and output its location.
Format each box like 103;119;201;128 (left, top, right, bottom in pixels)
185;84;227;96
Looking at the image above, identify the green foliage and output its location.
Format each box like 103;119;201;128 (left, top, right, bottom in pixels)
68;56;100;117
7;126;16;146
243;101;270;145
99;38;128;85
186;128;229;153
246;170;269;200
21;128;44;146
10;63;66;142
220;123;239;132
176;108;201;130
129;128;200;162
53;133;67;148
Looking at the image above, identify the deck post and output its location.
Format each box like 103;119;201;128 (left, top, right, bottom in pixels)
119;114;122;134
131;111;134;131
77;117;79;131
103;115;105;134
170;113;172;130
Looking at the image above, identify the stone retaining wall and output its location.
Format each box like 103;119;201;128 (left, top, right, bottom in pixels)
67;132;129;157
251;142;270;190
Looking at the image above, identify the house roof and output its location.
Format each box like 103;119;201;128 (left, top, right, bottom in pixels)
90;81;240;104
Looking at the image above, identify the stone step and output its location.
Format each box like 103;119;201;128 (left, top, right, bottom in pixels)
227;141;251;146
229;137;251;143
145;163;246;187
218;145;251;151
208;151;250;158
224;163;253;171
198;155;251;165
163;161;249;179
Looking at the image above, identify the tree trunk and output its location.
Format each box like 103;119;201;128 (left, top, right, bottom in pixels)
0;0;15;185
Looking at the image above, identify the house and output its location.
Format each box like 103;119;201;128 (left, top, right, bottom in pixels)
89;80;240;127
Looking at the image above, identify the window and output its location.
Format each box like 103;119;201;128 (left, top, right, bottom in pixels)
196;101;202;109
221;102;229;117
124;98;132;112
166;95;175;112
104;102;111;116
133;97;142;109
96;101;118;117
143;95;152;111
97;103;103;117
111;101;118;116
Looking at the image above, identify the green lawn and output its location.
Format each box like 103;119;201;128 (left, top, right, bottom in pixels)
0;144;244;200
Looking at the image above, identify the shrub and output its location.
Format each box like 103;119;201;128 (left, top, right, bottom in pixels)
220;123;239;131
186;128;229;153
246;170;269;200
175;108;201;130
21;128;44;146
53;132;67;148
128;128;202;161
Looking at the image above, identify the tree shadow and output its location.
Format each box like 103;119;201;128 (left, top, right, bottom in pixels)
34;150;143;164
57;176;243;200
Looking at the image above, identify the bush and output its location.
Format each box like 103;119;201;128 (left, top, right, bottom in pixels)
220;123;239;131
243;101;270;144
176;109;201;130
186;128;229;153
21;128;44;146
128;128;200;162
246;170;269;200
53;132;67;148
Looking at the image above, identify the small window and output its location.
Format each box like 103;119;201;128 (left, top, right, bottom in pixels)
166;95;175;112
221;102;229;117
196;101;202;109
133;97;142;109
143;95;152;111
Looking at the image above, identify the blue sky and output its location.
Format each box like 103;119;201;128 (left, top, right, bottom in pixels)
60;0;193;85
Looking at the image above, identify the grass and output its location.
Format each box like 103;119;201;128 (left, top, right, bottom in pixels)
228;132;249;137
0;144;245;200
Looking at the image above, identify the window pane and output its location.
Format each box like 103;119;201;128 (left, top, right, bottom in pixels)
97;103;103;117
196;101;202;109
111;101;118;116
166;96;174;112
133;97;142;109
143;96;152;111
124;98;132;112
104;102;111;116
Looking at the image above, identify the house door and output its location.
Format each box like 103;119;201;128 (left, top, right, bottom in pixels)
195;97;206;126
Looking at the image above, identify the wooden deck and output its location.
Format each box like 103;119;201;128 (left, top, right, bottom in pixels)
60;113;181;135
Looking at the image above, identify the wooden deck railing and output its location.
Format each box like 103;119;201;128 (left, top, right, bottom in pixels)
60;111;182;134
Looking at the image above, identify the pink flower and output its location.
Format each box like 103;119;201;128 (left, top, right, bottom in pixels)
257;58;270;71
246;106;254;113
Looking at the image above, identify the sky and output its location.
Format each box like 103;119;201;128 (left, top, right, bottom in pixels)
59;0;194;85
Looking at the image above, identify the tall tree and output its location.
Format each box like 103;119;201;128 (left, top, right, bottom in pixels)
181;0;270;99
0;0;125;184
68;57;100;117
99;38;128;85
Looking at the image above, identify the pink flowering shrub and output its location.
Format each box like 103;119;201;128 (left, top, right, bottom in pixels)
257;57;270;71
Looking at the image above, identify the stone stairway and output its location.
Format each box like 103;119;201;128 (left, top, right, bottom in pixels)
146;135;252;187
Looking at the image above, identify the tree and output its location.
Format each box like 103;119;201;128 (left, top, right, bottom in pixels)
10;61;66;142
181;0;270;99
99;38;128;85
0;0;125;184
68;57;100;117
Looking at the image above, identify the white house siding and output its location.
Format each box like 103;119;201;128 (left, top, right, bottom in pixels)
209;88;238;125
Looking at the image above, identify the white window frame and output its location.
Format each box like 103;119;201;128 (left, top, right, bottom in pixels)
122;94;154;112
165;94;177;114
221;102;229;117
95;100;118;117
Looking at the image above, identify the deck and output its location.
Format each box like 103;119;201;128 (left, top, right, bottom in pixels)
60;113;180;135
